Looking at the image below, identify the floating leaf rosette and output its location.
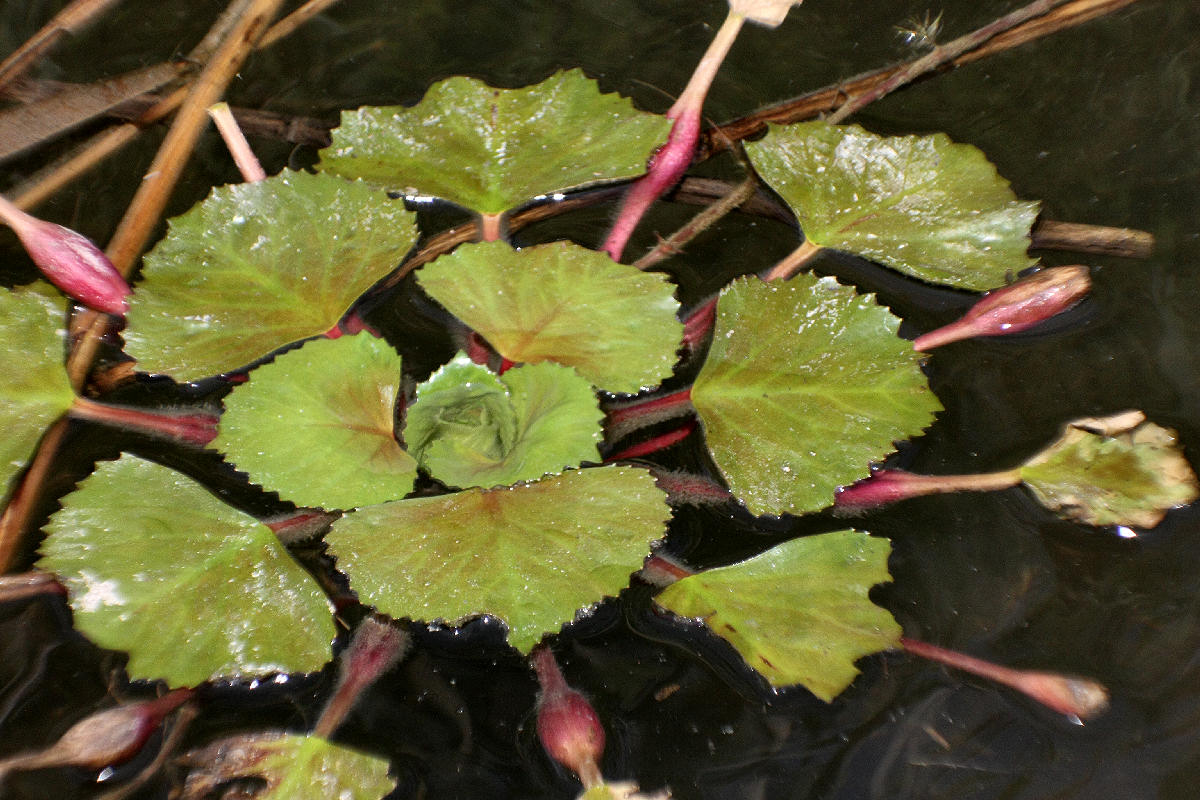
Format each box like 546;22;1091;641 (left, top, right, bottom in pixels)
326;466;669;653
406;353;602;489
319;69;671;215
0;284;75;493
215;333;416;510
125;170;418;380
747;121;1039;289
418;241;682;393
38;456;335;686
655;530;900;700
691;274;941;516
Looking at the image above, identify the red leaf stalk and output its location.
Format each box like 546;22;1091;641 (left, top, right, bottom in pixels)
602;11;746;261
834;468;1022;513
69;397;219;447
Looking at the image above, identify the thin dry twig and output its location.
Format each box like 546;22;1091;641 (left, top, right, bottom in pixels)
66;0;288;390
0;62;187;164
0;0;127;93
826;0;1071;124
0;418;69;573
10;87;189;210
706;0;1143;148
257;0;345;49
633;173;758;270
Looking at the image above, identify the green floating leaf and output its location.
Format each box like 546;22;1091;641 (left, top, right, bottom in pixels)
691;274;940;516
326;466;669;653
185;733;395;800
407;353;602;489
419;241;682;392
215;334;416;510
39;456;334;686
253;734;395;800
319;69;671;215
1019;411;1199;528
0;284;75;493
126;170;418;380
746;121;1039;290
655;530;900;701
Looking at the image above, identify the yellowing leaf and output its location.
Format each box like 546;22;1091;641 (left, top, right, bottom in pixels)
1019;411;1199;528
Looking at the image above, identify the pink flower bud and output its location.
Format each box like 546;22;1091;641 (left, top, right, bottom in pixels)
533;647;605;788
913;266;1091;351
0;689;193;777
0;195;130;315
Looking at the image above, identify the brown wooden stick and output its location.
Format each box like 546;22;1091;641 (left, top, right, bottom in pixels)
65;0;288;390
706;0;1143;149
1031;219;1155;259
0;62;187;164
11;87;189;211
257;0;345;49
0;417;69;573
0;0;128;93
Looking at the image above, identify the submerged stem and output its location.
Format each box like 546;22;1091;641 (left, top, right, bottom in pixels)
763;240;823;282
901;636;1109;720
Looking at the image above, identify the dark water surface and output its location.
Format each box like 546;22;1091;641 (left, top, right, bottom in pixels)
1;1;1198;798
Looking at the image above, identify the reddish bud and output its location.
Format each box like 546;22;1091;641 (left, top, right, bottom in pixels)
0;690;193;778
0;195;131;315
913;266;1091;351
901;637;1109;720
315;616;410;738
533;647;605;788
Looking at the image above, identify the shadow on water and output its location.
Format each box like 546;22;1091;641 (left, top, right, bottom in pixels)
0;0;1198;798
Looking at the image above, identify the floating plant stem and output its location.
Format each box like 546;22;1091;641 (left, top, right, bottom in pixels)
68;396;219;447
604;420;697;462
605;388;694;441
913;266;1092;350
533;646;605;789
602;9;746;260
0;194;130;314
763;239;823;282
208;102;266;182
901;636;1109;720
834;468;1023;512
0;417;70;573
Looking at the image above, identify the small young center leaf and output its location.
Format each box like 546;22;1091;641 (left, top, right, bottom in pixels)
125;170;418;380
215;334;416;511
0;284;76;494
746;121;1039;290
318;69;671;215
325;466;669;654
418;241;682;393
1018;411;1199;528
654;530;900;701
691;274;941;516
38;456;335;687
406;353;602;489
